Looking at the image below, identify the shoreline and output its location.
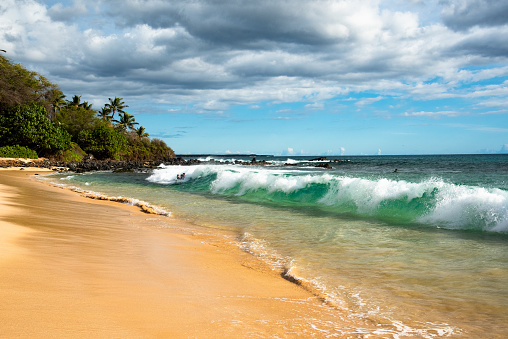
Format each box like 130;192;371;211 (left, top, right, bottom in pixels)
0;156;270;174
0;170;369;337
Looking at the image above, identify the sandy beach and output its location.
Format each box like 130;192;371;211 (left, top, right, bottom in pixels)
0;170;361;338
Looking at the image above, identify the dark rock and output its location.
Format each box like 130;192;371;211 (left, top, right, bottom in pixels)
310;157;327;161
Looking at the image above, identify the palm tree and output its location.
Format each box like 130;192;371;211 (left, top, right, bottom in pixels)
106;97;128;121
50;93;66;121
66;95;82;108
114;112;139;131
98;106;112;121
135;126;149;139
80;101;93;110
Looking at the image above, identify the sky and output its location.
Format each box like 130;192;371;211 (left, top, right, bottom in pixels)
1;0;508;156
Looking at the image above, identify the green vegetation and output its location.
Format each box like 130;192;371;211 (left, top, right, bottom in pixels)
0;53;61;115
0;55;175;161
0;103;71;155
78;125;128;160
0;145;38;159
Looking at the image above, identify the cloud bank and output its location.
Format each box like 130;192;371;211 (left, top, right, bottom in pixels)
0;0;506;113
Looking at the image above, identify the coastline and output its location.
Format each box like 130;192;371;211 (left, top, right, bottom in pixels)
0;170;366;337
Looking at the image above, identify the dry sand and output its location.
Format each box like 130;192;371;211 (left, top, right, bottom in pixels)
0;170;368;338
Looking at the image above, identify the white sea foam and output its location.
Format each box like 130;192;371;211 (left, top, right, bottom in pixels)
147;165;207;184
195;156;238;163
238;232;289;270
319;176;443;212
35;175;172;217
209;167;326;195
420;183;508;232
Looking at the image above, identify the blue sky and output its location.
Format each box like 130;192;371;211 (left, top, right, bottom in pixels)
1;0;508;155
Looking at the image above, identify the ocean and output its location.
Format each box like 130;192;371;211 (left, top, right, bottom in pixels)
42;154;508;337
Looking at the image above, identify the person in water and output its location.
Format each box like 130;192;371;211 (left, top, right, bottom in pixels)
176;174;180;180
181;173;185;179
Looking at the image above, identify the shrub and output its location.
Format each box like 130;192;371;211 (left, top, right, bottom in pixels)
77;125;128;160
55;106;100;141
0;103;71;155
52;143;86;162
149;138;175;160
0;145;38;159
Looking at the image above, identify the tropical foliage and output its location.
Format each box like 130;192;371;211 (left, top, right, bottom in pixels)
0;55;61;114
114;112;139;131
50;92;66;121
56;105;99;140
0;103;71;155
105;97;128;120
98;106;112;122
135;126;149;139
0;145;38;159
0;55;175;161
78;125;128;160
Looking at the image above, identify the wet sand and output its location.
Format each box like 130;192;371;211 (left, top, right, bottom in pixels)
0;170;365;338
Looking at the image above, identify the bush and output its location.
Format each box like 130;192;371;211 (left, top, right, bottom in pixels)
0;103;71;155
117;133;175;161
52;143;86;162
55;106;100;141
0;145;38;159
77;125;128;160
149;138;175;160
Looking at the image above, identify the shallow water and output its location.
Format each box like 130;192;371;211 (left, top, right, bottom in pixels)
43;154;508;337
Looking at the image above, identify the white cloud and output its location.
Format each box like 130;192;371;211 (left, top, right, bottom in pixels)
402;110;464;118
305;102;324;110
467;81;508;98
282;147;296;156
355;96;384;107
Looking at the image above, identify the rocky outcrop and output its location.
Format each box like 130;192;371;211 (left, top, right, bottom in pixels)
0;157;202;172
0;158;53;169
235;157;270;166
55;157;203;173
314;163;332;169
310;157;328;161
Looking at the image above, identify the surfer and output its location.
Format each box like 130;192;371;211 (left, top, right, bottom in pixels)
393;169;398;173
176;174;180;180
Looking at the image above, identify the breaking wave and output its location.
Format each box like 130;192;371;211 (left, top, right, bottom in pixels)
147;164;508;233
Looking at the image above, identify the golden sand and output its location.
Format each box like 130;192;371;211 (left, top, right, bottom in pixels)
0;170;366;338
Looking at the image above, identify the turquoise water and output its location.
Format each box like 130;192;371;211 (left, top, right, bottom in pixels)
44;154;508;337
